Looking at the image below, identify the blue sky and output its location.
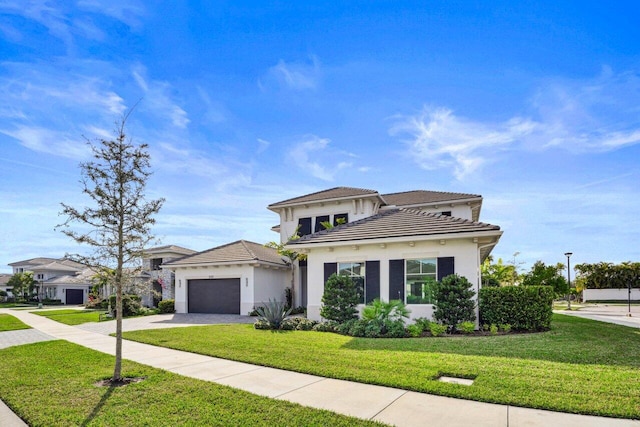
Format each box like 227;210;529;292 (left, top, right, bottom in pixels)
1;1;639;274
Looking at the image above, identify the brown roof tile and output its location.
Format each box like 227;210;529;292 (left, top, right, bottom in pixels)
381;190;481;207
288;208;500;245
268;187;380;209
163;240;287;267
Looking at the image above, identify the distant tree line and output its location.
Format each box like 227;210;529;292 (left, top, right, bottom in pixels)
574;262;640;289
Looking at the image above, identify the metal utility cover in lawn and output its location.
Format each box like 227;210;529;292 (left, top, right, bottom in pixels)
187;278;241;314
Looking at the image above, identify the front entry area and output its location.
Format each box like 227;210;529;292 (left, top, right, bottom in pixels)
187;278;241;314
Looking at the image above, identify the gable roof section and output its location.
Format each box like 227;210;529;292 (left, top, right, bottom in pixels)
162;240;287;268
268;187;380;210
288;208;500;245
144;245;196;256
8;257;60;267
381;190;481;207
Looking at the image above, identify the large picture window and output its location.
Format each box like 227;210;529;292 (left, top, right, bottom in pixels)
405;258;437;304
338;262;365;304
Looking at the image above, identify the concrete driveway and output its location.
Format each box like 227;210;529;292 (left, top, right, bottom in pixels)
75;313;256;335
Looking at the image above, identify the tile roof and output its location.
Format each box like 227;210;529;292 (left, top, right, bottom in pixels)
288;208;500;245
381;190;481;207
268;187;380;209
31;261;83;272
163;240;288;267
8;257;60;267
144;245;196;256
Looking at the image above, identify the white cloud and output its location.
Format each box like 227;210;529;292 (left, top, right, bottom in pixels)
391;68;640;180
132;64;190;128
287;135;353;181
77;0;145;29
0;126;91;160
257;138;270;153
261;56;321;91
390;107;537;180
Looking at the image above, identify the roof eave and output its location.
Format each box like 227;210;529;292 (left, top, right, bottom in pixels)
286;229;503;249
268;193;384;212
163;259;288;270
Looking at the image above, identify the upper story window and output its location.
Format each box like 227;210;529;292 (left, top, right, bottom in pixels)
16;268;24;273
338;262;365;304
405;258;437;304
151;258;163;271
439;211;452;217
35;274;44;280
297;217;312;236
315;215;329;232
334;213;348;226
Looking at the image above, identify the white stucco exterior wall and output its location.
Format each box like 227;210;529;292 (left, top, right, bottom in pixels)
172;264;288;315
304;238;481;322
277;198;379;242
583;288;640;302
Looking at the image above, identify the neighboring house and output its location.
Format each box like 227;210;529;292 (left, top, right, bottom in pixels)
0;273;11;297
7;258;92;305
142;245;197;307
163;240;289;315
268;187;502;321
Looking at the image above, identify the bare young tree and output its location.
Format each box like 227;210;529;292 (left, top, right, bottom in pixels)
58;112;164;383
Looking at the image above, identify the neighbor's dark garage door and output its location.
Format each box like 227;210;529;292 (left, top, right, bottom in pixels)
187;278;241;314
66;289;84;305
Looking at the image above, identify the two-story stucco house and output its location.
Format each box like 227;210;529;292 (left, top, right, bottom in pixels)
7;257;92;304
141;245;197;307
269;187;502;321
162;186;502;321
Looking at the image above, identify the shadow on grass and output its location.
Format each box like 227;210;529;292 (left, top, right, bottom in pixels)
81;384;115;426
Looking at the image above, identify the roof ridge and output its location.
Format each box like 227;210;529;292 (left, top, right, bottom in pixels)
381;189;481;198
269;186;379;207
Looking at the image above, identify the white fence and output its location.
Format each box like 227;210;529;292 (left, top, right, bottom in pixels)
583;288;640;302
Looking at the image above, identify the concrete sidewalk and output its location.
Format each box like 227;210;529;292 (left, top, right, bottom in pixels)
556;304;640;328
1;309;638;427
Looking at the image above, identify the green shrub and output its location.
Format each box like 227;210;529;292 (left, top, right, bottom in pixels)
414;317;431;331
295;318;317;331
429;322;447;337
384;320;408;338
459;321;476;334
362;299;410;323
433;274;476;333
109;294;142;317
312;321;337;332
0;290;7;297
489;324;499;335
499;323;512;333
336;319;359;335
253;319;271;330
157;299;175;314
320;274;359;323
479;286;554;331
255;299;291;330
407;324;424;337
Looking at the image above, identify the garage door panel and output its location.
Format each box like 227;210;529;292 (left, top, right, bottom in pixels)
66;289;84;305
188;278;240;314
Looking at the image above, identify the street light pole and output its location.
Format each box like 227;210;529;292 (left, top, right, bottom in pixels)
564;252;573;310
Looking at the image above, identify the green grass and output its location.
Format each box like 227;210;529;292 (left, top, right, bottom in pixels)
32;309;104;325
123;314;640;419
0;313;31;331
0;341;382;427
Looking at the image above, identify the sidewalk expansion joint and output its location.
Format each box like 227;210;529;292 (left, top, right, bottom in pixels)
273;377;328;398
369;390;409;420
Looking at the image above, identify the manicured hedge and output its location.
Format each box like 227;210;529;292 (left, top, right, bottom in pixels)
479;286;554;331
158;299;175;314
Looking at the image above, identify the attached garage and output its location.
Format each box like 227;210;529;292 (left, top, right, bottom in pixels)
188;278;241;314
164;240;290;315
65;289;84;305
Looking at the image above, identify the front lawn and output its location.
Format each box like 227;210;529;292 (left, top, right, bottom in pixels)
123;314;640;419
32;309;104;325
0;341;381;427
0;313;31;331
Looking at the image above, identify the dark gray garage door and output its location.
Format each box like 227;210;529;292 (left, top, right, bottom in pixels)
66;289;84;305
188;278;241;314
